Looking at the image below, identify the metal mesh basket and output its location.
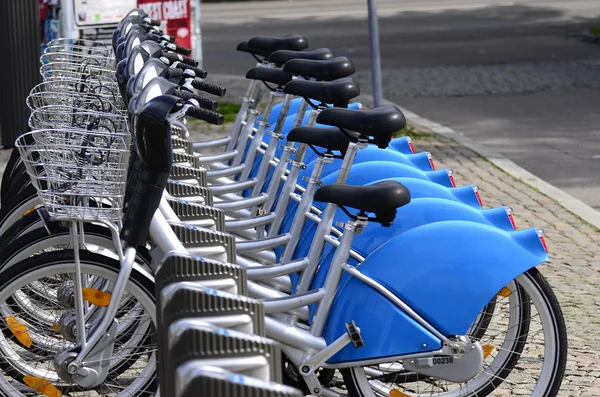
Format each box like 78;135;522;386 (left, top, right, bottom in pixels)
40;62;116;82
29;105;128;133
41;52;115;69
45;39;114;58
27;82;124;113
16;129;131;224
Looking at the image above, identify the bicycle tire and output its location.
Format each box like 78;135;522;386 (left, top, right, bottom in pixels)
0;147;23;202
0;250;157;396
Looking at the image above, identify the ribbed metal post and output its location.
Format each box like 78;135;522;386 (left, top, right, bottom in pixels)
0;0;41;147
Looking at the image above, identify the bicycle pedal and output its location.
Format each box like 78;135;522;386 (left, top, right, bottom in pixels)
170;164;207;187
346;321;364;348
167;180;213;206
169;223;236;263
161;282;264;336
173;151;201;169
167;199;225;231
175;366;302;397
172;135;193;154
167;321;282;383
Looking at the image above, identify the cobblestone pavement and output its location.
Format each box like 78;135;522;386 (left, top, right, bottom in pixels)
409;130;600;397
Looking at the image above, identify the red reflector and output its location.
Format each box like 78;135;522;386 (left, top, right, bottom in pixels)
472;185;483;207
536;228;549;253
447;170;456;188
426;152;436;170
508;214;516;230
504;206;516;230
406;137;415;154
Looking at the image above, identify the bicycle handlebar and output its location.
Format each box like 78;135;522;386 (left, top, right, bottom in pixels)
176;90;219;111
174;63;208;79
162;52;199;67
186;106;224;125
191;79;227;97
163;42;192;56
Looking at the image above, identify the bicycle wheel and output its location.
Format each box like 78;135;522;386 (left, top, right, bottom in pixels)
0;222;153;271
0;250;157;396
0;147;24;202
0;211;45;252
341;268;567;397
0;188;40;236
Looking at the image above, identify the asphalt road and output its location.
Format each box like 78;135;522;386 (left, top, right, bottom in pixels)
200;0;600;211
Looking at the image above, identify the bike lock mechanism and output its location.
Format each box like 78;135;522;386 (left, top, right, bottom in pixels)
155;252;302;397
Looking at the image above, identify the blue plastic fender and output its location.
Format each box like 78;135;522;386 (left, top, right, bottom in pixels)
389;136;415;153
324;222;548;363
277;177;482;239
300;161;453;189
326;198;516;257
265;156;451;212
257;99;362;126
306;200;515;299
301;146;434;172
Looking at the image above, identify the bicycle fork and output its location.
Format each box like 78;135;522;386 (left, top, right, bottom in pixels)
55;221;137;388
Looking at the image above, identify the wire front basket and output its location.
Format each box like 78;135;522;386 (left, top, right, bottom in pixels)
29;105;128;132
41;62;117;83
45;38;114;58
27;81;124;113
16;129;131;225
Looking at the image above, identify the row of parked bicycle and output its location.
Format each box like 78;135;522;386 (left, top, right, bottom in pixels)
0;7;567;397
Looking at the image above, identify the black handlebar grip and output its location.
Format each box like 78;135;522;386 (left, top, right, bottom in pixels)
165;68;184;79
176;90;219;111
191;79;227;97
165;42;192;56
162;51;199;67
186;106;224;125
174;63;208;78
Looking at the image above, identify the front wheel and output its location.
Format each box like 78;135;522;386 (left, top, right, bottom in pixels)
0;250;157;396
341;268;567;397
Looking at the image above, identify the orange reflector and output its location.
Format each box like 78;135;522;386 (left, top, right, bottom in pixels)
6;317;32;348
52;322;60;332
22;204;42;217
498;286;512;297
82;288;111;306
23;375;61;397
390;390;410;397
482;344;494;359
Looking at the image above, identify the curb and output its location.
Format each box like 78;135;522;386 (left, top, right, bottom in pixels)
379;97;600;231
209;74;600;230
